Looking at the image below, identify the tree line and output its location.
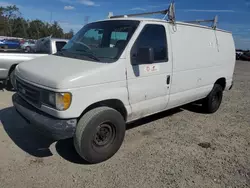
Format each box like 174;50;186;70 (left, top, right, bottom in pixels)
0;5;74;39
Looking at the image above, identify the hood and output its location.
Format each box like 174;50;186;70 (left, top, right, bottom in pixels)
16;55;109;89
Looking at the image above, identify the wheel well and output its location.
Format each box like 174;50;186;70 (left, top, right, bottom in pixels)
80;99;128;121
8;64;17;76
215;78;226;90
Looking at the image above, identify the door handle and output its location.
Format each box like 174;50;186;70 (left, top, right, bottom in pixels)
166;75;170;85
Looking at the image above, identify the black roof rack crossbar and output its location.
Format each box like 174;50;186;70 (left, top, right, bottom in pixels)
109;9;169;19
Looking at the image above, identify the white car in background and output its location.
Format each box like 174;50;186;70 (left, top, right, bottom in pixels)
20;40;36;52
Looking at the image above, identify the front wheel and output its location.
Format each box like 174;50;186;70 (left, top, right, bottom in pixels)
202;84;223;113
6;69;16;91
74;107;126;164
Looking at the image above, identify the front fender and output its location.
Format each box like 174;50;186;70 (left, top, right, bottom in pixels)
40;81;131;119
70;81;131;118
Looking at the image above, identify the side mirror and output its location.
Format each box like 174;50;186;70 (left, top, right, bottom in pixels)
132;47;154;65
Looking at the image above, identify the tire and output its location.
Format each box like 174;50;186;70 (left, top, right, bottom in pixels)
6;69;16;90
74;107;126;164
25;46;31;52
202;84;223;113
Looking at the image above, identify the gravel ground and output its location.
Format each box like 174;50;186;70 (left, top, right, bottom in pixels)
0;61;250;188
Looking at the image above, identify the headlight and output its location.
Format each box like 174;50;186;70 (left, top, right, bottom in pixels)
42;91;72;111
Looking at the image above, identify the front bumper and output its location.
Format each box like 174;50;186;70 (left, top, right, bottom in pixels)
12;93;77;140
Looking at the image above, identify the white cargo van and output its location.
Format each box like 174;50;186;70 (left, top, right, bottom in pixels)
12;4;235;164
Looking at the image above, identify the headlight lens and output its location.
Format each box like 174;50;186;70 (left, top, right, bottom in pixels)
43;92;72;111
55;93;72;111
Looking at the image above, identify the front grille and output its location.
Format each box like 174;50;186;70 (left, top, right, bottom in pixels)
16;78;41;107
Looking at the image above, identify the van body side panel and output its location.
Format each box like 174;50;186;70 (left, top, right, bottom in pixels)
167;24;235;109
214;30;236;90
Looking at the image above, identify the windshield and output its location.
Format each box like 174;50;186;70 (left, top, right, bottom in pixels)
57;20;140;63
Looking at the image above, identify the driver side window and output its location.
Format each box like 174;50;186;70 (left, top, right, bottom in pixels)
132;24;168;63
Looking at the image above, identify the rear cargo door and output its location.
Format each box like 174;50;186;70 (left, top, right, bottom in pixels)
126;23;172;120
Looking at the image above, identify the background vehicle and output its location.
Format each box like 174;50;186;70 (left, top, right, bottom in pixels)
12;3;235;164
20;40;36;52
0;39;20;49
236;50;243;60
0;36;68;89
34;37;68;54
239;51;250;61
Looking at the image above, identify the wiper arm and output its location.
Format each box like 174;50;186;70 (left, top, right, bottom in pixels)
71;40;100;61
75;49;100;62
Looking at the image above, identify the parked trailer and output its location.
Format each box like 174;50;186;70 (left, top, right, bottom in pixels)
12;3;235;164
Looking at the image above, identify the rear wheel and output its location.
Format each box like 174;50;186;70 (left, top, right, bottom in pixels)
202;84;223;113
74;107;126;164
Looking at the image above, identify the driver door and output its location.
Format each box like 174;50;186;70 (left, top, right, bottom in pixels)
126;23;172;121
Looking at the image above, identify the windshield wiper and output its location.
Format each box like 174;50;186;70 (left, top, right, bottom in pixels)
71;40;101;61
75;49;100;62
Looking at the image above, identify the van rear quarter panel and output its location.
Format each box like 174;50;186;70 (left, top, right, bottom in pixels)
167;23;235;109
214;30;236;88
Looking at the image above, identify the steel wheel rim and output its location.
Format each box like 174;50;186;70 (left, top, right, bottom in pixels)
93;123;116;147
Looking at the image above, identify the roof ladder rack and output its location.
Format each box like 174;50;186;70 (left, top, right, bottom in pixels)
107;3;218;29
108;3;176;22
109;9;169;19
184;15;218;29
